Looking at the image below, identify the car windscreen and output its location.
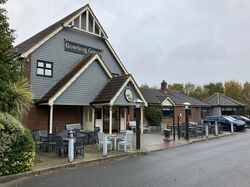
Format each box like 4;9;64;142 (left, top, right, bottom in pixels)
224;116;235;122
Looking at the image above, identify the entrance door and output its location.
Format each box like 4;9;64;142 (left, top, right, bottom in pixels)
120;107;127;131
84;106;94;131
103;106;110;133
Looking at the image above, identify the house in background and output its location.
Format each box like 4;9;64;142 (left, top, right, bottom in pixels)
140;81;210;127
15;4;147;134
204;92;246;116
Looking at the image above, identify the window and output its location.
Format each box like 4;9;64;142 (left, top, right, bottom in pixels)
112;73;119;77
162;107;174;118
36;60;53;77
95;108;102;119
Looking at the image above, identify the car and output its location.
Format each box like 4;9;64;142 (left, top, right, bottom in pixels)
231;115;250;128
203;115;246;131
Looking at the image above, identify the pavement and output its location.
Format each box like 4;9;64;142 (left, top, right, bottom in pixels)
0;130;234;184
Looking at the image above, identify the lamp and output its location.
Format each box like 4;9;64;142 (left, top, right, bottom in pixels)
183;102;191;140
132;99;143;150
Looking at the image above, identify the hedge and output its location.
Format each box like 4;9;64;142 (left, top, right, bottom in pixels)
0;113;35;176
144;106;162;126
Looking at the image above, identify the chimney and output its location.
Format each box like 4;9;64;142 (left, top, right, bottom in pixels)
161;80;167;92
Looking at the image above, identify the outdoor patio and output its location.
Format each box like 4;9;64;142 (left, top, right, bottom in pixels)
32;128;232;171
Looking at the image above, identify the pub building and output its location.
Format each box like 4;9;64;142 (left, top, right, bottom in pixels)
14;4;147;134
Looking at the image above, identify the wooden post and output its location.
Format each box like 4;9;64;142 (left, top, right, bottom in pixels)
49;105;53;134
109;106;112;134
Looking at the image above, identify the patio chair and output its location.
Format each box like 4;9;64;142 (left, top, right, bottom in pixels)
74;136;85;157
97;132;112;151
47;134;57;152
118;130;133;152
55;136;67;156
35;130;48;150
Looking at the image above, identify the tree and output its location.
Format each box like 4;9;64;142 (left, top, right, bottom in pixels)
241;82;250;115
203;82;224;97
144;106;162;126
224;81;242;101
0;0;32;118
168;83;184;92
184;82;196;95
189;86;205;100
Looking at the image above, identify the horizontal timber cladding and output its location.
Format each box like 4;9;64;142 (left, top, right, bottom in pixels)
55;60;110;105
31;27;124;100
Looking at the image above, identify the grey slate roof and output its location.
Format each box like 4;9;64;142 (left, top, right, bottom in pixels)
38;53;96;103
91;75;130;104
140;88;209;107
204;92;246;107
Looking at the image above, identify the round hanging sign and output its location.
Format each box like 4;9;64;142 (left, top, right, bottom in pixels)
124;88;133;102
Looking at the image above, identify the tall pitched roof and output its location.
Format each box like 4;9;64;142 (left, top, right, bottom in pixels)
204;92;246;107
38;53;112;104
140;88;209;107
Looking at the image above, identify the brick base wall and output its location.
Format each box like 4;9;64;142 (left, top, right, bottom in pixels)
22;104;82;133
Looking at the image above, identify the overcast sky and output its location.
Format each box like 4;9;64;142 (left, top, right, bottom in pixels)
4;0;250;87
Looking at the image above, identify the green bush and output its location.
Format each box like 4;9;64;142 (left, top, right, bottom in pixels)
0;113;35;176
144;106;162;126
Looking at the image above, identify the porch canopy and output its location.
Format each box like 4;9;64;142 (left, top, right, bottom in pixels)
91;74;148;134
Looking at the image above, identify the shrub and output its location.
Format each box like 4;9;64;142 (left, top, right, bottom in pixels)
0;113;35;176
144;106;162;126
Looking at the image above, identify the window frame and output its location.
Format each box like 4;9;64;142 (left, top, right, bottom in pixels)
36;60;53;77
161;107;174;118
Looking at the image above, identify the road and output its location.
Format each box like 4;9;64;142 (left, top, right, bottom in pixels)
4;130;250;187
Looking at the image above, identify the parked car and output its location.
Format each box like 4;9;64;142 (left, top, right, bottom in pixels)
203;115;246;131
231;115;250;128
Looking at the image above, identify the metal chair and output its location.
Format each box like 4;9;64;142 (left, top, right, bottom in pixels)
118;130;133;152
74;136;85;157
55;136;67;156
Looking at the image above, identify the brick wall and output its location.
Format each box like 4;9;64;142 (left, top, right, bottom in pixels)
22;105;83;133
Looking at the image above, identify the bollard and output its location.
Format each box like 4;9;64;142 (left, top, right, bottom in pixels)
103;134;107;157
205;124;209;138
231;122;234;133
215;122;218;136
68;130;74;163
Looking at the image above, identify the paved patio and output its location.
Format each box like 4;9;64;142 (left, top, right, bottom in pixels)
32;130;232;171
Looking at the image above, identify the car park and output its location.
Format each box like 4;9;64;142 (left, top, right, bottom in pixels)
231;115;250;128
203;115;246;131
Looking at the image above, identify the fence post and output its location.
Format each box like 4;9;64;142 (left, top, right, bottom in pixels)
205;124;209;138
103;134;107;157
231;122;234;133
68;130;74;163
215;121;218;136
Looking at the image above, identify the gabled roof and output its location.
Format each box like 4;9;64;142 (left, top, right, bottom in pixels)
91;75;130;104
38;53;112;104
92;75;148;106
140;88;209;107
204;92;246;107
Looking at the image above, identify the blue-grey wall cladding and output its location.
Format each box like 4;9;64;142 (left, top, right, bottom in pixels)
114;82;141;106
31;27;124;100
55;60;109;105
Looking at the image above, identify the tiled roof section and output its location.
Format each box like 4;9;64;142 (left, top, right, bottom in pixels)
91;75;130;104
13;5;88;54
204;93;246;106
140;88;209;107
38;53;95;103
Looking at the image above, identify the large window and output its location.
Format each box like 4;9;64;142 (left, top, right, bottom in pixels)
162;107;174;118
36;60;53;77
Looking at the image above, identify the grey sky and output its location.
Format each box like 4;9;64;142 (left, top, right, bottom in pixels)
4;0;250;87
